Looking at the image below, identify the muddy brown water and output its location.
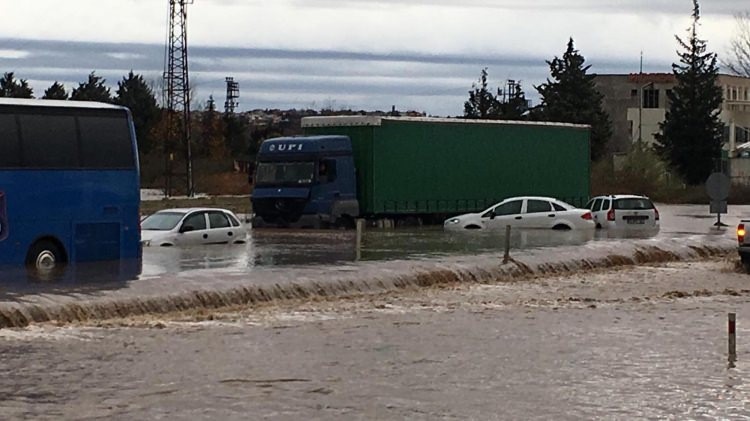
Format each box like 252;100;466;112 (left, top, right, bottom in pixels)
2;260;750;419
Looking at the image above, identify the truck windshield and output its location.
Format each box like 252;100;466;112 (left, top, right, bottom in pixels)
256;162;315;185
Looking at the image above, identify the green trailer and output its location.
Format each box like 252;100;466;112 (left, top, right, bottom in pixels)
301;116;590;222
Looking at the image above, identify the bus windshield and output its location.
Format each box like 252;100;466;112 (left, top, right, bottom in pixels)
255;162;315;185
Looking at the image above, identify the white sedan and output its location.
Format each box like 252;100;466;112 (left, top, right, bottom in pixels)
141;208;248;247
444;196;594;231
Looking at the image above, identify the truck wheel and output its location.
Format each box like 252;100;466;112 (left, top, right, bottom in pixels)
334;216;356;230
26;240;66;282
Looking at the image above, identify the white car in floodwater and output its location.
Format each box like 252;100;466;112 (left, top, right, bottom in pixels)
141;208;247;247
444;196;594;231
585;195;660;232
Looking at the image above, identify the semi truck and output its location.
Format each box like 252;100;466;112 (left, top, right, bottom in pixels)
250;116;591;228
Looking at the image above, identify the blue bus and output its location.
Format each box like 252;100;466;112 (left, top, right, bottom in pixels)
0;98;141;281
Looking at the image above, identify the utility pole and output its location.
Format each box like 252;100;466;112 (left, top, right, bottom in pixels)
163;0;194;197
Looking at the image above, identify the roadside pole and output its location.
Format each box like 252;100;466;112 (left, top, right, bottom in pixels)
503;225;511;263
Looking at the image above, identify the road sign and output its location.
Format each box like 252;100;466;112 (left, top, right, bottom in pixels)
706;172;730;201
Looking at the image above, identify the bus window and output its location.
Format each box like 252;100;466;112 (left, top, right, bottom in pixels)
79;116;135;168
19;114;79;168
0;114;21;167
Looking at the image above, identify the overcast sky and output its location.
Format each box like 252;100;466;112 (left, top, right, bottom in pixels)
0;0;746;116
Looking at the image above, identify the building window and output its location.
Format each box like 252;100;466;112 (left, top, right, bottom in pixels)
630;89;638;98
643;89;660;108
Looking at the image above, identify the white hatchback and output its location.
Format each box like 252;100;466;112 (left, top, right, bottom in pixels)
444;196;594;231
585;195;660;230
141;208;247;247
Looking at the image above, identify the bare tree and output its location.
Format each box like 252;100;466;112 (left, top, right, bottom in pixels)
726;12;750;76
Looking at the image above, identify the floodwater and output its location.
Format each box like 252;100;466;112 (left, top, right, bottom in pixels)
2;260;750;419
0;203;741;285
140;203;741;278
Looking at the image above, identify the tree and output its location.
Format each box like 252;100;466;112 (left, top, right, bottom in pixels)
654;0;723;186
0;72;33;98
115;71;159;154
42;81;68;100
71;71;112;103
224;113;250;159
726;12;750;76
198;96;227;160
464;68;500;119
534;38;612;161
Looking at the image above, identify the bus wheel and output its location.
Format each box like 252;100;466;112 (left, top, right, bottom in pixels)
26;240;66;281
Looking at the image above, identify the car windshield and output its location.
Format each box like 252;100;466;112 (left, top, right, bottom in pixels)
256;162;315;185
141;212;185;230
614;198;654;210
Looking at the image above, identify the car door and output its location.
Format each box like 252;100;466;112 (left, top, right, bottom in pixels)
206;211;235;244
522;199;554;228
591;198;604;224
486;199;523;229
176;211;209;245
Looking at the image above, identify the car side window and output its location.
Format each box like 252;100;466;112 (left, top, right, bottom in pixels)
592;198;603;212
601;199;611;211
208;211;231;229
227;213;241;227
494;200;523;216
552;202;566;212
526;199;552;213
182;212;207;231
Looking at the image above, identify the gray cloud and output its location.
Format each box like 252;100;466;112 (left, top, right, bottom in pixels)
289;0;746;15
0;37;672;116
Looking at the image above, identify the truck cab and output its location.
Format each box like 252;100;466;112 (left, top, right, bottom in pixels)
251;135;359;228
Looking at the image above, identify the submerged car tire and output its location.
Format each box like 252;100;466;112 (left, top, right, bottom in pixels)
334;216;356;230
552;224;572;230
26;239;67;282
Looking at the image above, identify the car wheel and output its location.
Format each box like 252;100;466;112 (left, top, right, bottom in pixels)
552;224;571;230
26;240;66;282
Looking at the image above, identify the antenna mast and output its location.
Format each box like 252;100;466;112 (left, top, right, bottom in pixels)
163;0;194;197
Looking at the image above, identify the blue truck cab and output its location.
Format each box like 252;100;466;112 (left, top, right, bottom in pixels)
251;135;359;228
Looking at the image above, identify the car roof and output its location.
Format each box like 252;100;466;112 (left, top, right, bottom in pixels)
502;196;558;201
155;207;236;214
590;194;651;200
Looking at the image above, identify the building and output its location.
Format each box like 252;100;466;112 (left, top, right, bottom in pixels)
594;73;750;182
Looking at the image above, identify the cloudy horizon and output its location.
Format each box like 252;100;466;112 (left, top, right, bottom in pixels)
0;1;745;116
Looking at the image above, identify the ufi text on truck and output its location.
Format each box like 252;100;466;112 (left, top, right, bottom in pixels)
250;116;591;228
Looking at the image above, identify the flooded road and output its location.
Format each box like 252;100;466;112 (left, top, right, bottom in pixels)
141;203;743;278
2;259;750;419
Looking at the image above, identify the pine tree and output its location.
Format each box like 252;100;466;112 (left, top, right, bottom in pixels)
0;72;33;98
71;71;112;103
534;38;612;161
115;71;159;153
654;0;723;185
464;68;501;119
200;96;227;160
42;81;68;100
